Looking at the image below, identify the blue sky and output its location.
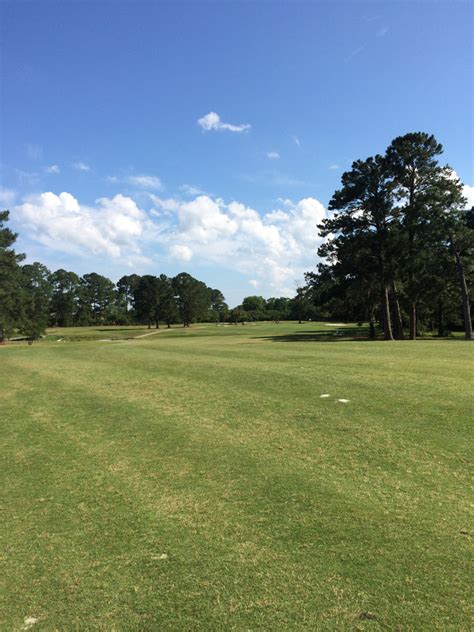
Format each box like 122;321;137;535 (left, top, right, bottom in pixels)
1;0;473;306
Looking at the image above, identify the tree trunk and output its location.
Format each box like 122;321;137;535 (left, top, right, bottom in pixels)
148;319;151;329
407;179;416;341
437;300;445;337
391;282;404;339
453;247;473;340
382;286;394;340
369;314;376;340
0;325;4;343
409;303;416;340
155;320;160;329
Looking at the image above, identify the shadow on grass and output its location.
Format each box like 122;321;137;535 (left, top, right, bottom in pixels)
254;326;374;343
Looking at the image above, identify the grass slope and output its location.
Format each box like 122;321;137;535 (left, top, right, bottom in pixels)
1;323;472;630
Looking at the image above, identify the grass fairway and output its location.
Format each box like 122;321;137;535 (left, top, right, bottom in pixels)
1;323;472;630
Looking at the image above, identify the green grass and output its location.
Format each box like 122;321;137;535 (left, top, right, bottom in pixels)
1;323;472;630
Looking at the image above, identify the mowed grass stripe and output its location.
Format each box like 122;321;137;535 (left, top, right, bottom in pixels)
2;325;473;629
4;368;469;630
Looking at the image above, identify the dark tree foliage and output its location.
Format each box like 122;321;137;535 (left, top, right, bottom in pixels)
172;272;211;327
308;132;473;340
19;263;52;340
49;269;81;327
133;275;160;328
209;288;228;322
0;211;25;341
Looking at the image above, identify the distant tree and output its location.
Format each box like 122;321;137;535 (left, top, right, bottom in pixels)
117;274;140;322
209;288;228;322
49;269;81;326
265;297;290;321
133;275;159;328
19;262;52;340
0;211;25;341
242;295;266;313
78;273;116;325
156;274;178;327
172;272;211;326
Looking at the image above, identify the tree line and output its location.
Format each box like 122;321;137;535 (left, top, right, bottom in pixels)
0;211;300;341
302;132;473;340
1;132;472;341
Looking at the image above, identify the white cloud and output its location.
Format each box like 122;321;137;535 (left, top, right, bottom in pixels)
149;194;180;212
180;184;206;196
170;244;193;262
154;194;326;295
463;184;474;208
292;136;301;147
198;111;251;133
12;187;328;296
0;187;16;206
128;175;163;190
73;161;91;172
13;191;155;266
46;165;60;174
276;197;294;208
444;170;474;209
377;26;389;37
329;164;340;170
266;151;280;160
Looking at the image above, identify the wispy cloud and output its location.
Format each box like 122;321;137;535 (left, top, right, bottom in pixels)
73;161;91;172
292;135;301;147
46;164;60;174
345;45;365;63
329;164;340;170
377;26;389;37
25;143;43;160
180;184;206;196
106;174;164;190
198;111;251;133
266;151;280;160
128;175;163;190
14;169;40;185
0;187;16;206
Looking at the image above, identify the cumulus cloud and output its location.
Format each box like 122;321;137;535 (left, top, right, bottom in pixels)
46;164;60;174
155;194;326;294
266;151;280;160
444;170;474;209
198;111;251;133
462;184;474;208
13;191;155;266
73;161;91;172
12;187;327;296
170;244;193;262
